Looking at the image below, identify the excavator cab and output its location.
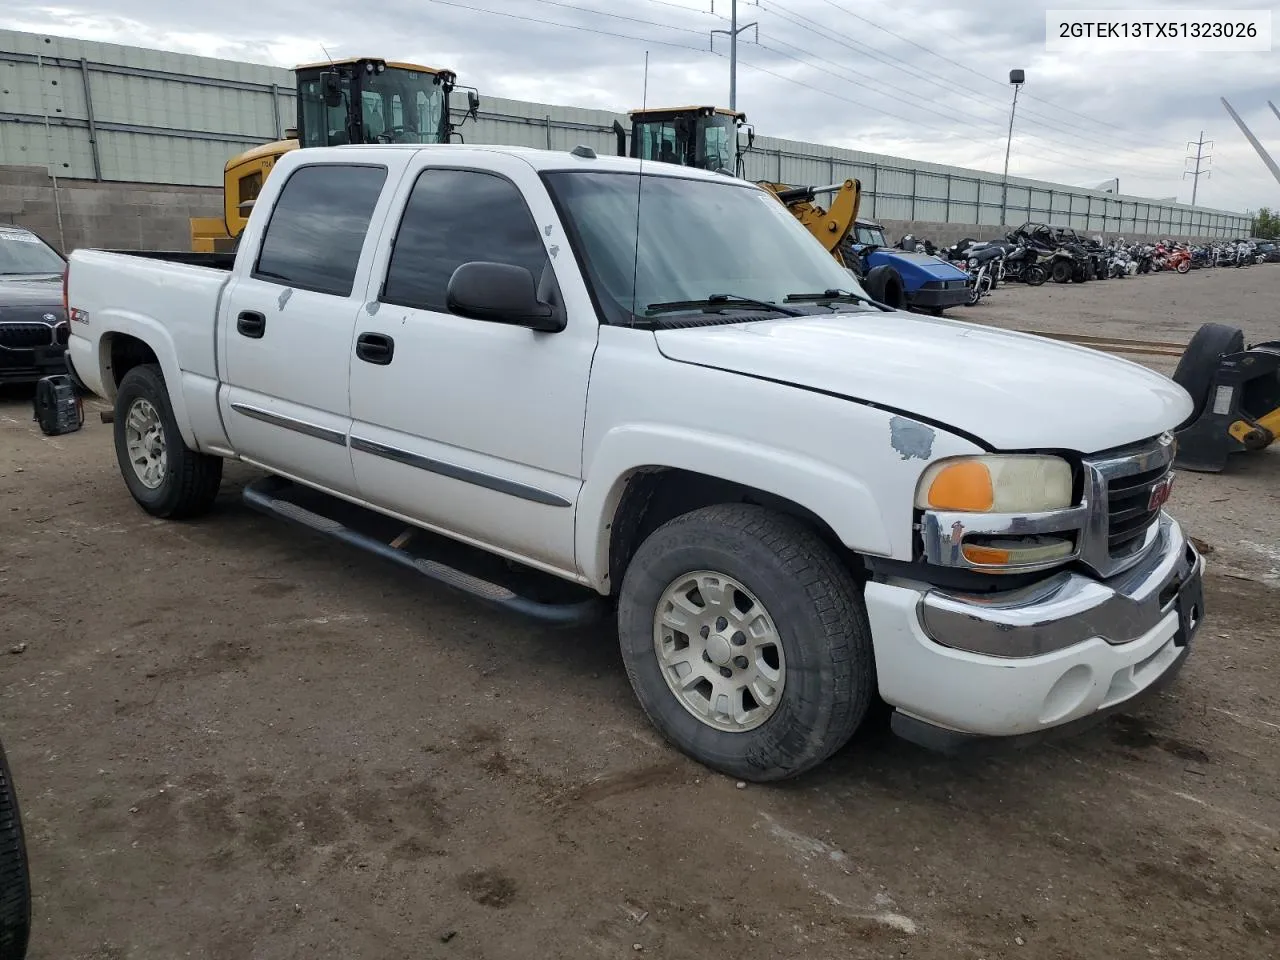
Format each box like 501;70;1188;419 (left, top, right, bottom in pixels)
614;106;754;176
192;58;480;252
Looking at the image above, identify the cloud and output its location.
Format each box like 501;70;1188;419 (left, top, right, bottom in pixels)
5;0;1279;211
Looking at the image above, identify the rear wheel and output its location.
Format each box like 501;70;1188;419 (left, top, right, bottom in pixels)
1176;260;1191;274
114;364;223;519
0;739;30;960
1051;260;1072;283
1025;264;1048;286
617;504;874;782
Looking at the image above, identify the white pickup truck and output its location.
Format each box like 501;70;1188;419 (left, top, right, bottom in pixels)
64;143;1205;780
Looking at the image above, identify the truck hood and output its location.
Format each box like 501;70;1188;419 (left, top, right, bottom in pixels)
654;311;1193;453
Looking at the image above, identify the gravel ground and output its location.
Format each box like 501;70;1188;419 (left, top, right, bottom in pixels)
1;265;1277;959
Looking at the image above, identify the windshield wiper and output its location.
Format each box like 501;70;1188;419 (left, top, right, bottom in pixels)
783;288;890;311
644;293;804;317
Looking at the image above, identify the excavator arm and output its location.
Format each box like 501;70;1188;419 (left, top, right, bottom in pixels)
759;179;861;267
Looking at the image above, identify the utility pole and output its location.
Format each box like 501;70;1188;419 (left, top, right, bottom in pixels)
1184;131;1213;206
711;0;757;111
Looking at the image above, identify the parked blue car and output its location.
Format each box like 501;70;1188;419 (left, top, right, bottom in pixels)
843;219;970;314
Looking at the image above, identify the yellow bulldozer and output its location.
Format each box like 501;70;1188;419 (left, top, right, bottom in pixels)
191;57;480;252
612;106;862;267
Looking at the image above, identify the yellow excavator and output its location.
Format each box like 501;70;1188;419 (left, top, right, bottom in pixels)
191;57;480;252
613;106;862;267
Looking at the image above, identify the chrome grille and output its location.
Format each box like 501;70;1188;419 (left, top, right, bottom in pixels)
0;322;55;349
1079;434;1175;578
1106;463;1170;556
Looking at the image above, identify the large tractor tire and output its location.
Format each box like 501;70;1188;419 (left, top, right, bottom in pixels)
862;265;905;310
1171;323;1245;426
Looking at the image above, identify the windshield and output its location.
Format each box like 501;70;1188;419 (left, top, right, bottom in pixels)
299;67;446;147
854;225;887;246
0;230;64;276
699;116;737;171
543;170;865;324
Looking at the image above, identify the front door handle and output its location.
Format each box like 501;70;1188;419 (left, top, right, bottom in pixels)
356;332;395;365
237;310;266;338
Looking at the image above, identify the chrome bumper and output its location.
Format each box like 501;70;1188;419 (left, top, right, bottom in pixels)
918;513;1203;658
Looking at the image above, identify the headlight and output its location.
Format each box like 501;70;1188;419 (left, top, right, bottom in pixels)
967;257;978;267
915;455;1073;513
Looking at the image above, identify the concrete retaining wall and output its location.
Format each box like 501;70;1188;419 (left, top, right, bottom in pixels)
0;164;1206;259
0;164;220;254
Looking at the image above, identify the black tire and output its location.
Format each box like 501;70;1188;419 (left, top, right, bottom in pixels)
617;504;874;782
1025;264;1048;286
1171;323;1245;425
113;364;223;519
0;740;30;960
863;265;904;309
1051;260;1072;283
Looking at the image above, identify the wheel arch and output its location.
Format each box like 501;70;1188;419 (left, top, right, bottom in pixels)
576;434;893;594
98;324;198;449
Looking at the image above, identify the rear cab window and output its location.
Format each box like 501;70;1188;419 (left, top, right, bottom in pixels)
252;164;388;296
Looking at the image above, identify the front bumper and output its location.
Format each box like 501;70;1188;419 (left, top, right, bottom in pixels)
906;282;970;309
865;513;1203;748
0;343;67;384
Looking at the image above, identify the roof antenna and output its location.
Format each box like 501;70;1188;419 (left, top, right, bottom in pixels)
629;50;649;324
320;43;336;66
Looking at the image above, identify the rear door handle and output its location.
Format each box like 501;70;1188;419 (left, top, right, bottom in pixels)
356;332;394;365
237;310;266;338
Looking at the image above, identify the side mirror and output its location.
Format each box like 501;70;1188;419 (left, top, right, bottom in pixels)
446;262;564;333
321;72;343;108
467;90;481;119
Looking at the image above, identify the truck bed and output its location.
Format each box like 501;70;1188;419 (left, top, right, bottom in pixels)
66;249;232;395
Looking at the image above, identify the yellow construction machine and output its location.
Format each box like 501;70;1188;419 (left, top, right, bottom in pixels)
191;57;480;252
613;106;862;266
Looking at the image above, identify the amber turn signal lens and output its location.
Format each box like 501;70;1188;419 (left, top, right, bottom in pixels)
961;544;1012;565
927;461;995;511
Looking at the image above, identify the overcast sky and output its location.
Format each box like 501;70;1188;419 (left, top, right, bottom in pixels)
5;0;1279;213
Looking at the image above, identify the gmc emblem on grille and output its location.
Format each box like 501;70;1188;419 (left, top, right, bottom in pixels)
1147;476;1174;512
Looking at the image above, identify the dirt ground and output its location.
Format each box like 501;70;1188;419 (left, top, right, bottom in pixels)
2;266;1278;960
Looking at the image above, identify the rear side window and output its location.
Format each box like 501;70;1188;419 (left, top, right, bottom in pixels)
381;169;548;312
254;164;387;296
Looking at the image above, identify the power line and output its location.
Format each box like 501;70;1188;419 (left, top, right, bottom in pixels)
747;1;1177;172
808;0;1188;151
423;0;709;51
519;0;710;36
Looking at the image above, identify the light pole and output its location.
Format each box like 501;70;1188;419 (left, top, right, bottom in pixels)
1001;68;1024;227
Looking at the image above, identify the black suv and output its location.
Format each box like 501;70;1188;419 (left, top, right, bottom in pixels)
0;227;68;386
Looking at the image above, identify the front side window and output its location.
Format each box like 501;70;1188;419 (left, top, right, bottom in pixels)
254;164;387;297
636;121;683;165
360;68;447;144
543;170;865;324
382;169;548;313
699;117;736;171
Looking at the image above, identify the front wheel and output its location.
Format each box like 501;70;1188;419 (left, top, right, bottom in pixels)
114;364;223;519
1025;264;1048;286
617;505;874;782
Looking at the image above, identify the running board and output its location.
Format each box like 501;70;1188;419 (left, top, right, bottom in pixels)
242;476;607;625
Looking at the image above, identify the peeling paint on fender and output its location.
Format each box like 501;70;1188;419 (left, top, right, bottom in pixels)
889;416;935;461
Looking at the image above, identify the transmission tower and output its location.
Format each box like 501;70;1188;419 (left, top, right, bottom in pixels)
1184;131;1213;205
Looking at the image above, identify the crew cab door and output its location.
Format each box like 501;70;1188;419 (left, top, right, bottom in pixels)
218;160;398;493
348;153;598;574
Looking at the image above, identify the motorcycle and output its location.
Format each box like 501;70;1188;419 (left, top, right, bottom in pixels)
1165;246;1193;274
944;239;1004;305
